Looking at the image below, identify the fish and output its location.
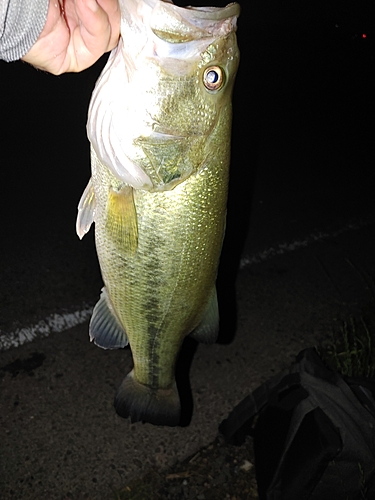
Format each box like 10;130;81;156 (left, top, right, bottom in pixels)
76;0;240;426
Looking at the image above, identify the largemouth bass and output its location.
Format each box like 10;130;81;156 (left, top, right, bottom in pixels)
76;0;240;426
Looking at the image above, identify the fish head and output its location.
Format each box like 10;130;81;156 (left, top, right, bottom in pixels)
87;0;240;191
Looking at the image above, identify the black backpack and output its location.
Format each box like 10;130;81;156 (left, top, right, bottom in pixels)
220;348;375;500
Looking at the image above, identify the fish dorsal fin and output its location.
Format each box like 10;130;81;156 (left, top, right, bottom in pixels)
190;286;219;344
106;185;138;254
76;178;96;240
90;288;128;349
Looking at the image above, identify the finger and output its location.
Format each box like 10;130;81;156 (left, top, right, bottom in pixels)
97;0;121;49
73;0;111;58
74;0;120;54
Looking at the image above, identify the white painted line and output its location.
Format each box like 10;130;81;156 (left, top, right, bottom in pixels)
0;218;372;352
239;220;366;268
0;307;93;351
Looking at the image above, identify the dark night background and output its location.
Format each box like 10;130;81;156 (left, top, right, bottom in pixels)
1;1;375;498
1;0;374;334
0;0;374;333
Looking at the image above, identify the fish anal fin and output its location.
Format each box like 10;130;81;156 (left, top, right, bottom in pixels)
190;286;219;344
114;370;181;427
76;178;96;239
106;185;138;253
89;288;128;349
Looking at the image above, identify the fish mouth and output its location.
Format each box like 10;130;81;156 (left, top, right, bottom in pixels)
122;0;239;56
147;0;240;30
141;0;240;22
167;2;240;22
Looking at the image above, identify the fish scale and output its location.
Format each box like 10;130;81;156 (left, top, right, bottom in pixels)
77;0;240;426
92;134;227;383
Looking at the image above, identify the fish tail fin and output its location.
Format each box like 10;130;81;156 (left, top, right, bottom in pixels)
114;370;180;427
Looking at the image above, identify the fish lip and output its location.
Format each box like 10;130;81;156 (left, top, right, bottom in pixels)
148;0;240;22
177;3;241;22
143;0;240;19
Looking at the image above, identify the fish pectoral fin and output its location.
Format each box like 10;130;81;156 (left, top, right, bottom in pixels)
89;288;128;349
114;370;180;427
190;286;220;344
76;178;96;240
106;185;138;253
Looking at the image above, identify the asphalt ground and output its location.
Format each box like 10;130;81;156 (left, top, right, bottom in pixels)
1;219;375;499
1;2;375;499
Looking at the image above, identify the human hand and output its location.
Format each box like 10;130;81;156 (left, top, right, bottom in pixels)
22;0;120;75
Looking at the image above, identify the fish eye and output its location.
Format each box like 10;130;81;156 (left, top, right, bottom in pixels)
203;66;225;91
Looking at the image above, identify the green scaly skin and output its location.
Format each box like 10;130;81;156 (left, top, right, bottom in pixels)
92;105;231;390
89;24;239;422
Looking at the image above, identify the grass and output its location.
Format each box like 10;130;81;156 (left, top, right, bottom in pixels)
316;268;375;499
317;262;375;378
318;304;375;378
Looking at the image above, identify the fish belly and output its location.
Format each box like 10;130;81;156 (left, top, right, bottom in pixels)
91;143;229;425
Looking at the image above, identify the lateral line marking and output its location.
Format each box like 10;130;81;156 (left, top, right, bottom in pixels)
1;218;373;351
